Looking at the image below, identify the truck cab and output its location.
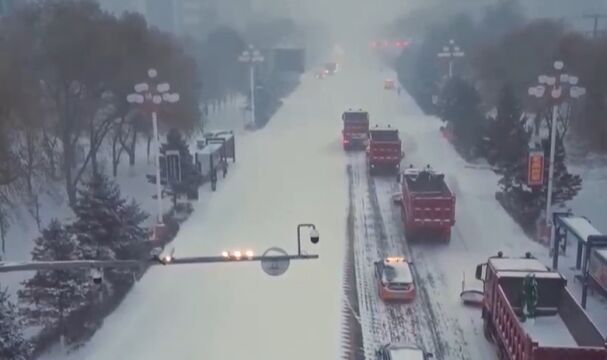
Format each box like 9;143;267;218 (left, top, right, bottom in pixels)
376;343;433;360
342;110;369;150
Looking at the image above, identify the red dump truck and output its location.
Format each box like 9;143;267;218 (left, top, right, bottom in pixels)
367;125;403;175
476;252;607;360
342;110;369;150
399;166;455;241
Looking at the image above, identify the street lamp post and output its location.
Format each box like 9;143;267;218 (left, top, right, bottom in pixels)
238;45;264;128
127;69;180;226
528;61;586;248
0;224;321;275
437;39;465;79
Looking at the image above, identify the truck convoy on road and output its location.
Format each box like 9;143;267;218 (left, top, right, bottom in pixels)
367;125;403;175
476;252;607;360
342;110;370;150
398;166;455;242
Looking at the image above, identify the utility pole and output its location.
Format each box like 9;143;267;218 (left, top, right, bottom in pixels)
583;14;607;38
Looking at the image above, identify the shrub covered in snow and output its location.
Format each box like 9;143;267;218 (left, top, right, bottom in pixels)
0;287;32;359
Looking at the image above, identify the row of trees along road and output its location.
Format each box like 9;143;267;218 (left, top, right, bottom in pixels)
0;0;257;253
0;2;304;356
392;0;588;236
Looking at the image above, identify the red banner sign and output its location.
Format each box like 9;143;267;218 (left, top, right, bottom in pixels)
528;151;545;186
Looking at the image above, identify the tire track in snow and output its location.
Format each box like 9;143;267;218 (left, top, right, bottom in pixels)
342;163;366;360
372;178;473;359
347;158;383;359
347;153;421;358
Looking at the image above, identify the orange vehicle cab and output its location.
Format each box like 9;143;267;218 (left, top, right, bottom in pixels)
375;257;416;302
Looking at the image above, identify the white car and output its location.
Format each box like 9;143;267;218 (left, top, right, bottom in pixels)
376;343;433;360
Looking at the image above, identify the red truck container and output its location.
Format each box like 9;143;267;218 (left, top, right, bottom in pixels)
476;252;607;360
399;167;455;242
342;110;369;150
367;126;403;175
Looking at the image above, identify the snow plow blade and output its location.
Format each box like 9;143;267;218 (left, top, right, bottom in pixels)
460;289;483;306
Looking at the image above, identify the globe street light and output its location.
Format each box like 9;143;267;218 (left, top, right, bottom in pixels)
238;44;264;128
528;60;585;248
127;68;180;226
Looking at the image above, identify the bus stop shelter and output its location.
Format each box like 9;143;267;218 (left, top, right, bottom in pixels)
552;211;607;308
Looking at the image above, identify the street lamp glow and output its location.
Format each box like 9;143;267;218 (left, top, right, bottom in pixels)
153;95;162;104
221;251;229;258
134;83;149;93
126;94;144;104
245;250;254;259
232;250;242;260
157;83;170;93
148;68;158;78
554;61;564;70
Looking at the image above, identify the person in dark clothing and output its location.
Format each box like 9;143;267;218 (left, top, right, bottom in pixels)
210;169;217;191
221;159;228;178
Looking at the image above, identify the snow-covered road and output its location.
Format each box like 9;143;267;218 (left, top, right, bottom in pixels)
48;65;355;360
44;55;607;360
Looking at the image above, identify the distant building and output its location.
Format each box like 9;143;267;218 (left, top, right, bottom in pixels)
0;0;14;17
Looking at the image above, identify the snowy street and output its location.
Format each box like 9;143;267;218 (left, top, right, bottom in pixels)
43;55;607;360
45;62;351;360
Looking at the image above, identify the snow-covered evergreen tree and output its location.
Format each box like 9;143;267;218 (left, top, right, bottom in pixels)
70;173;124;261
487;84;526;168
70;173;148;289
439;77;485;157
19;220;91;332
161;128;203;199
497;115;582;229
116;199;148;259
0;287;32;360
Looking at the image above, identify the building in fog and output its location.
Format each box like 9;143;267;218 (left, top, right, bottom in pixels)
0;0;14;17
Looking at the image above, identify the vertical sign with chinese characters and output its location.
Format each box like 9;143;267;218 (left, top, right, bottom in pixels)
528;150;545;186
